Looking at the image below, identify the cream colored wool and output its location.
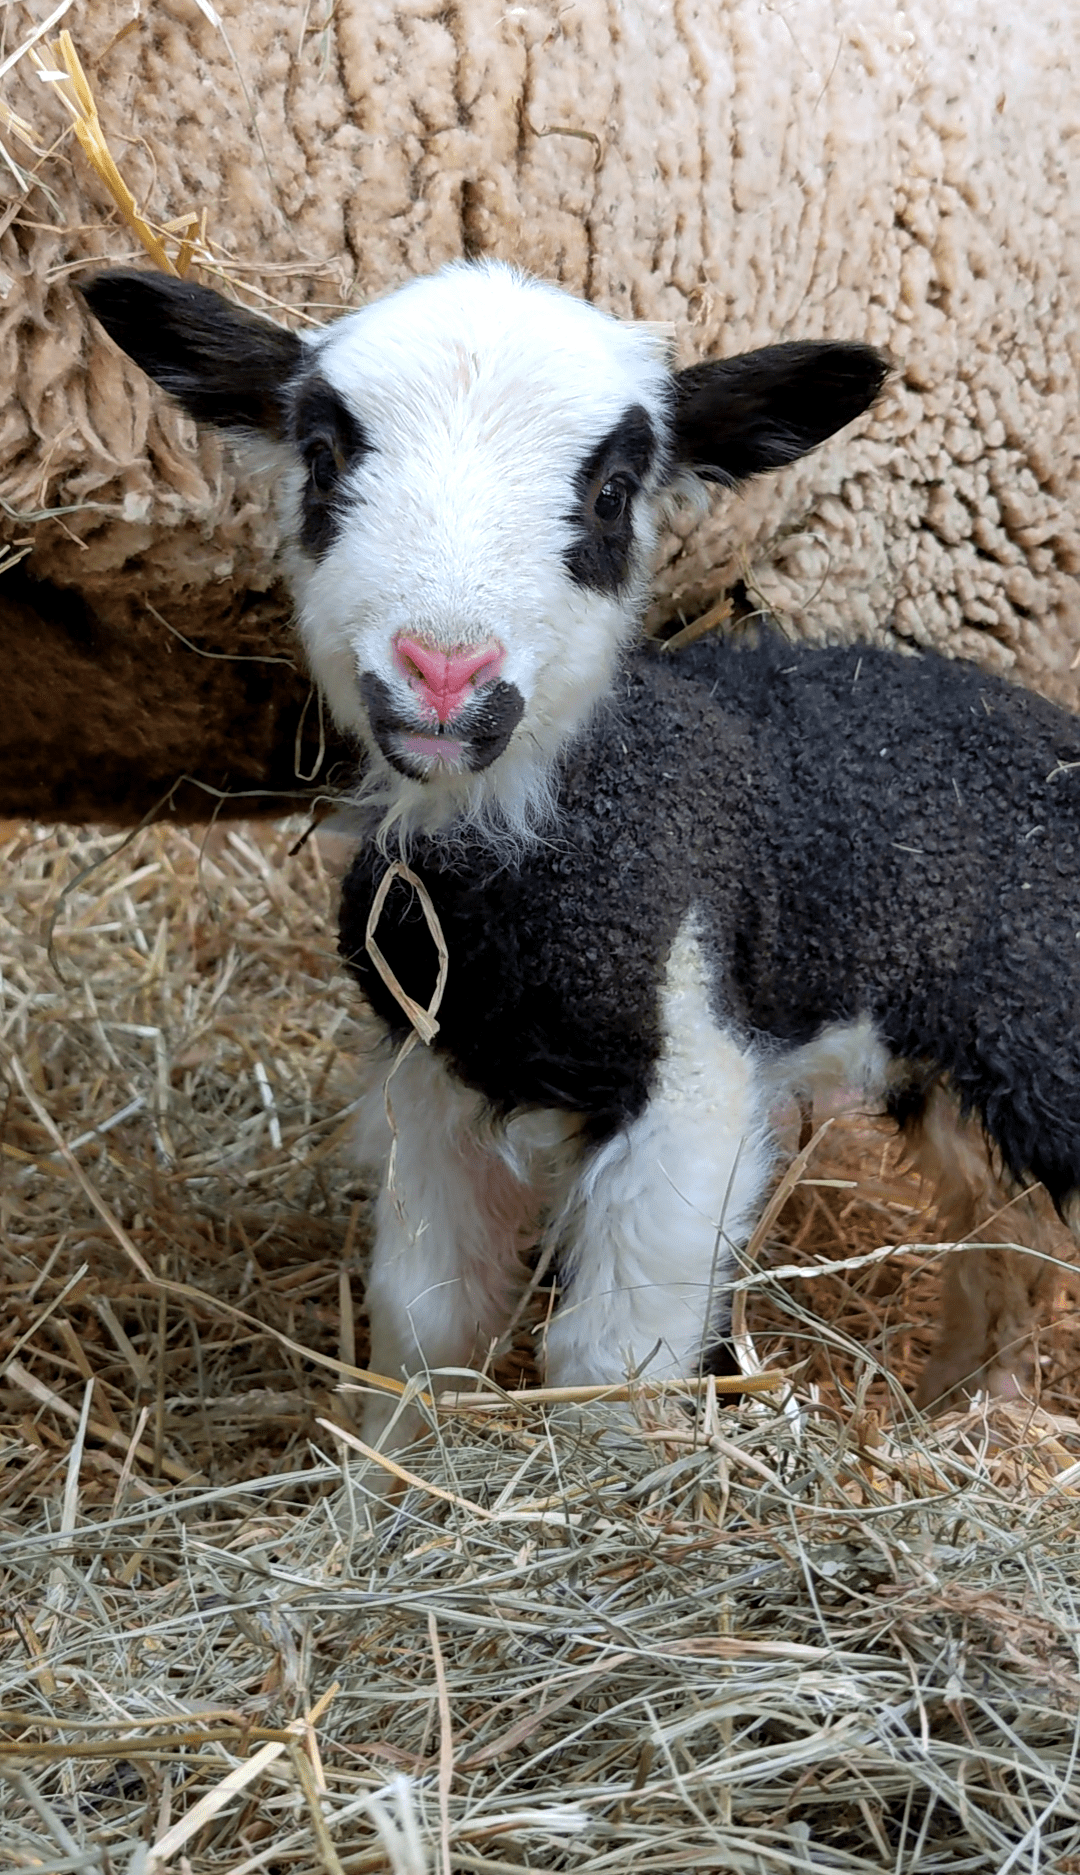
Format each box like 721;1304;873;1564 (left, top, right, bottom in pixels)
1;0;1078;701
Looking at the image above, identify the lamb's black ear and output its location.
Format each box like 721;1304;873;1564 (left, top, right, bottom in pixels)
79;270;304;437
671;341;889;485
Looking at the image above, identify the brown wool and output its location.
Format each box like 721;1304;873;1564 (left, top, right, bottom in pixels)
0;0;1078;822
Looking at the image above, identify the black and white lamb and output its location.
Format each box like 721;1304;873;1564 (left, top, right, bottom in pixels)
83;262;1079;1444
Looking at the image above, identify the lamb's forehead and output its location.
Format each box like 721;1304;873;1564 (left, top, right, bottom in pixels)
303;262;673;445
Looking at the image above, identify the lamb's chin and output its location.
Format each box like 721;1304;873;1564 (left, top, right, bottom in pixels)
348;738;559;862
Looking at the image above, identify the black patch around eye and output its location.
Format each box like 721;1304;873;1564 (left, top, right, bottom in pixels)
564;404;656;594
289;376;371;557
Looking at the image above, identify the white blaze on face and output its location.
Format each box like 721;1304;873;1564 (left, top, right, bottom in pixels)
280;261;675;841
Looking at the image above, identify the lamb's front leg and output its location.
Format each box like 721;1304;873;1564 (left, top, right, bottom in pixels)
545;923;774;1391
354;1045;542;1450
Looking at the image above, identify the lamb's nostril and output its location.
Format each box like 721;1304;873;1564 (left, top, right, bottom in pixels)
464;647;503;691
392;632;506;725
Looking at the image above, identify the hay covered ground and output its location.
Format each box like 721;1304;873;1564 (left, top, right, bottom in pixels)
2;818;1080;1873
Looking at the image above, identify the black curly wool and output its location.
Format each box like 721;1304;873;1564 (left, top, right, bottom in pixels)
339;636;1080;1208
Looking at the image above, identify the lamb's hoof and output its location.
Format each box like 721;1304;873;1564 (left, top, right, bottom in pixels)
913;1347;1037;1414
352;1395;432;1498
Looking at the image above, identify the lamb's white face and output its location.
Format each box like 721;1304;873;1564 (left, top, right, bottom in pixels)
281;264;675;839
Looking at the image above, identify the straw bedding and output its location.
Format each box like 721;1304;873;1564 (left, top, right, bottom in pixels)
2;816;1080;1872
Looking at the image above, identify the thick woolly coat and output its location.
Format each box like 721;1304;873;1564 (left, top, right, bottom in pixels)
340;635;1080;1207
1;0;1078;820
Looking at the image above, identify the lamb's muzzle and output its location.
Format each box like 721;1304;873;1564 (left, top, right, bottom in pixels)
357;632;522;777
357;668;525;777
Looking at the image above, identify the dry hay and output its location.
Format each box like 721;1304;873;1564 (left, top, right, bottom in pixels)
2;818;1080;1873
746;1117;1080;1426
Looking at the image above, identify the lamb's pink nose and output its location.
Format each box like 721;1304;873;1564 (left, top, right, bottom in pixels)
392;634;505;725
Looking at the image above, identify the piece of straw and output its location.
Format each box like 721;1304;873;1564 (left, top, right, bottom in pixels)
32;30;179;274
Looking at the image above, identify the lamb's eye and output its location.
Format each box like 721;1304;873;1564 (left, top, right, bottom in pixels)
308;442;340;496
594;476;629;525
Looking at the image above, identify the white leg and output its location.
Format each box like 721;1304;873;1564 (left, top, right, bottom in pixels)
354;1043;559;1448
544;918;775;1387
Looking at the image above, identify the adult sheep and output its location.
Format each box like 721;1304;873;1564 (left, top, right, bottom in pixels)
84;260;1078;1447
1;0;1078;821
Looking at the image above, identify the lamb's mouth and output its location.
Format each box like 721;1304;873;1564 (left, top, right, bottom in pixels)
357;671;525;779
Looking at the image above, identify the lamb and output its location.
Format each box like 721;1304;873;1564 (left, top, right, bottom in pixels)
82;261;1077;1446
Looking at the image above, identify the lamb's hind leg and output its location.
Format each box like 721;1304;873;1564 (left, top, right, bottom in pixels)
907;1083;1064;1410
354;1044;552;1450
544;921;775;1391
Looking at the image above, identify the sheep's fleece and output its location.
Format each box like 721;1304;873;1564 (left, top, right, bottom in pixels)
1;0;1078;818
